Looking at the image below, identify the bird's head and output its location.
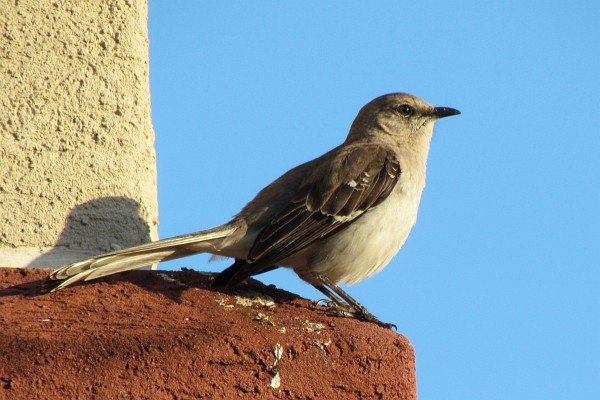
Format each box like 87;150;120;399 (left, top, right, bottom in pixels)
346;93;460;145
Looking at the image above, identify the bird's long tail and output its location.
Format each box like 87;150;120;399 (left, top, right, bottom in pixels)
46;224;239;292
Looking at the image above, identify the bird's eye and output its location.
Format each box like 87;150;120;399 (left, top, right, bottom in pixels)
395;104;413;117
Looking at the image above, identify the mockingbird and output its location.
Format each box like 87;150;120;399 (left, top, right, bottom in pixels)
47;93;459;328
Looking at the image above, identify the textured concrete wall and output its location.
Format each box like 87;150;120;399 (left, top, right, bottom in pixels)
0;0;158;267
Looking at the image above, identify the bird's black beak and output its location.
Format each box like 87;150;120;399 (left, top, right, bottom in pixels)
431;107;461;119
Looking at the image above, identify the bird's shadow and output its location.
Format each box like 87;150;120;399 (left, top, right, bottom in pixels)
0;196;300;308
26;196;154;269
0;267;301;307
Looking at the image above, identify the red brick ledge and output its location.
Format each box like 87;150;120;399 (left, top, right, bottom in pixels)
0;268;416;399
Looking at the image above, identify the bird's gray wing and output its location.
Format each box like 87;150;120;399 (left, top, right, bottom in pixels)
215;144;401;287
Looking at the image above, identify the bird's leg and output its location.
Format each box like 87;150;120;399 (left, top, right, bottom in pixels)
314;274;396;329
312;284;357;318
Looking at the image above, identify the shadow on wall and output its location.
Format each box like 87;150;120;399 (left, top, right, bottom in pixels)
28;196;152;268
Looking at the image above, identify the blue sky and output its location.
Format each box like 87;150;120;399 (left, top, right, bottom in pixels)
148;2;599;398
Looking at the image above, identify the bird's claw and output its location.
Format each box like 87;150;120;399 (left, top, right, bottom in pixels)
315;298;396;329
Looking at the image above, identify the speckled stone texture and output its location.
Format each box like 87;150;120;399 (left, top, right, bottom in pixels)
0;0;158;267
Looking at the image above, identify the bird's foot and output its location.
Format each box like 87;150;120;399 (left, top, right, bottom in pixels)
315;299;356;318
353;309;397;330
315;299;396;329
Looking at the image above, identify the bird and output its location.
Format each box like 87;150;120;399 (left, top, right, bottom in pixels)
47;92;460;328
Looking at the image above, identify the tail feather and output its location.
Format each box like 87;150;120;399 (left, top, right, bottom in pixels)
47;224;238;292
